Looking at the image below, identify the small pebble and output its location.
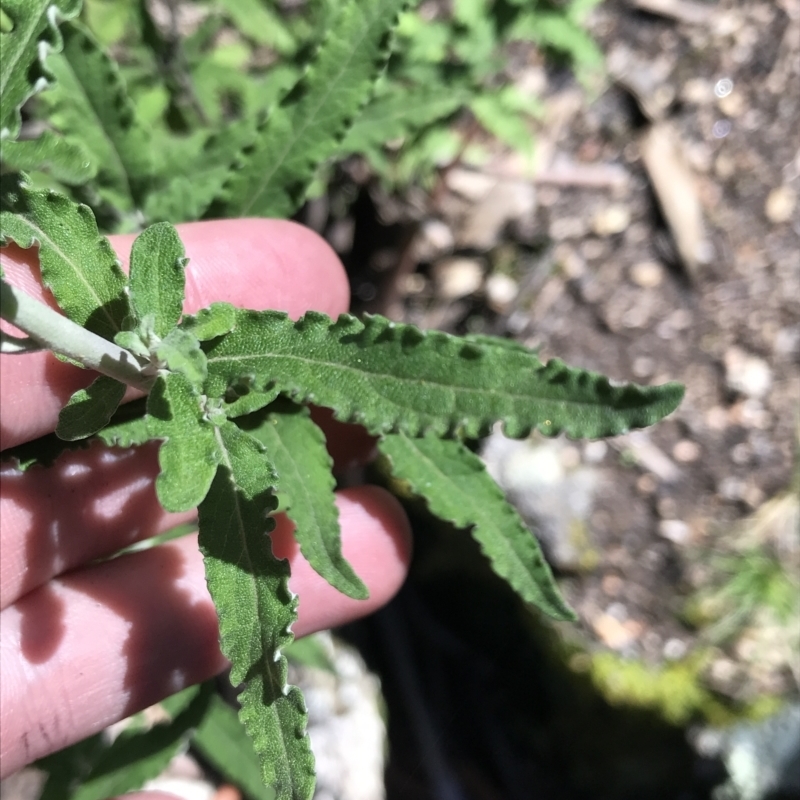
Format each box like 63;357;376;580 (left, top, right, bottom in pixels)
705;406;729;430
663;638;688;660
629;261;664;288
764;186;797;224
636;474;657;494
657;497;678;519
673;439;701;463
602;574;624;597
592;613;641;650
724;347;772;399
583;440;608;463
633;356;655;378
432;257;484;300
414;219;454;261
485;273;518;312
659;519;691;545
591;204;631;237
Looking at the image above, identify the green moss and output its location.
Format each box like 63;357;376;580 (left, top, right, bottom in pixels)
586;650;736;727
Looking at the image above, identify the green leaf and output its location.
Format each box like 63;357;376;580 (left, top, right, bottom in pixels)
96;418;151;449
37;735;107;800
180;302;237;341
240;402;368;600
470;88;535;155
42;20;152;209
198;424;315;800
218;0;296;53
0;177;129;341
204;310;685;440
0;131;96;184
38;684;210;800
340;82;467;157
143;123;258;223
56;374;127;441
192;694;276;800
147;373;221;512
0;0;81;141
379;433;575;620
509;11;603;71
207;0;408;219
156;328;208;389
128;222;187;338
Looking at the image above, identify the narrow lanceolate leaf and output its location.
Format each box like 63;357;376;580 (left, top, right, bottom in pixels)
0;131;95;184
192;694;274;800
128;223;187;337
42;20;152;209
147;373;221;512
340;82;467;157
0;178;129;340
199;422;315;800
379;433;575;620
207;0;408;219
0;0;81;141
56;375;127;441
204;310;685;440
242;402;368;599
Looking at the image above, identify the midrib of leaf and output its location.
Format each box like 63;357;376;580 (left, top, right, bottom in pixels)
238;4;389;217
214;425;284;698
210;426;307;797
209;349;623;417
8;214;122;336
51;48;134;205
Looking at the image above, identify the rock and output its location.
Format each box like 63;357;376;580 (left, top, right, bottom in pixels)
414;218;454;262
481;433;599;572
663;638;688;660
485;273;518;312
290;633;386;800
724;347;772;399
629;260;665;288
445;167;496;200
695;704;800;800
764;186;797;224
592;612;643;651
673;439;701;462
658;519;691;545
432;257;484;300
454;177;537;250
591;204;631;236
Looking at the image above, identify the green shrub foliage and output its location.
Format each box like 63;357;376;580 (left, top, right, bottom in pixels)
0;2;679;798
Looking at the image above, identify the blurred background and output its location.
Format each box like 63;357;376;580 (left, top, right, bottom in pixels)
2;1;798;799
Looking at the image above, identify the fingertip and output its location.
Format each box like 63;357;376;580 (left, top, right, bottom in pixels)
114;218;350;319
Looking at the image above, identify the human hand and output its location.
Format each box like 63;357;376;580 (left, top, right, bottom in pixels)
0;219;412;779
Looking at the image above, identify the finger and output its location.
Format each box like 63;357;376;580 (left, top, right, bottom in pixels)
0;219;349;450
0;441;190;610
0;487;411;776
0;415;377;610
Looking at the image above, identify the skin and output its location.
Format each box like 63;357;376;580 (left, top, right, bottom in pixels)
0;219;412;787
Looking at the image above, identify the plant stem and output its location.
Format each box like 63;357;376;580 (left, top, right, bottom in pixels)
0;279;154;392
